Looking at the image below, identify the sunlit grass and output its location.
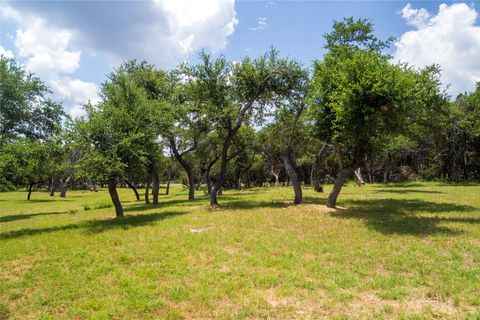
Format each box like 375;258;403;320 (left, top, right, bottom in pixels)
1;183;480;319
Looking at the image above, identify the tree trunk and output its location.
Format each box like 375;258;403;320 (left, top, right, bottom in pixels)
210;187;218;205
311;162;324;193
165;174;171;195
169;138;196;201
367;157;374;183
49;178;55;196
27;183;34;200
206;175;212;195
354;167;365;186
125;180;140;201
210;132;236;205
187;172;195;201
326;167;353;208
145;181;151;204
108;180;124;218
152;173;160;204
383;165;390;184
60;176;71;198
281;150;302;205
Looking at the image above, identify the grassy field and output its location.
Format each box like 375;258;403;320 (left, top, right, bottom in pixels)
1;183;480;319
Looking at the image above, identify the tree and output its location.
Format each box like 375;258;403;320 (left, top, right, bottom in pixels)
310;18;443;208
0;139;59;199
183;50;287;205
270;59;310;204
0;56;64;143
165;72;209;200
79;62;160;217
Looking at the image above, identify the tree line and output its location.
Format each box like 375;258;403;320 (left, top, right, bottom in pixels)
1;18;479;217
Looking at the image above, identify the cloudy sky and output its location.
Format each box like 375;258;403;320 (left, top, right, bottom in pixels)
1;0;479;116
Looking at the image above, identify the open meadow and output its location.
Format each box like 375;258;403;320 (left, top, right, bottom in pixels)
1;183;480;319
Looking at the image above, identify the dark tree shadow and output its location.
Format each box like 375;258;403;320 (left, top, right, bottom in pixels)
19;199;73;203
123;197;208;212
0;210;73;223
373;189;443;194
330;198;478;236
0;210;186;240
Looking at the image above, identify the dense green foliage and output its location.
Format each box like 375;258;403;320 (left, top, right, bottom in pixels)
1;17;480;209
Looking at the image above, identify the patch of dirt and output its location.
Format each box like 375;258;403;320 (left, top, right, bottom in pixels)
189;225;213;234
345;292;457;319
260;288;327;319
305;204;346;213
1;255;37;282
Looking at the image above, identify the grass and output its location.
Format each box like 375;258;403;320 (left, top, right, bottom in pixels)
1;183;480;319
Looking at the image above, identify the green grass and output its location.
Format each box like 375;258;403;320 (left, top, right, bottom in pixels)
1;183;480;319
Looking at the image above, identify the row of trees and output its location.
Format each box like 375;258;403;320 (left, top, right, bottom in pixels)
1;18;480;217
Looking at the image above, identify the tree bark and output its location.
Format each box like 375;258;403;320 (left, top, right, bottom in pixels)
60;176;71;198
108;180;124;218
169;138;195;201
125;180;140;201
49;178;56;196
354;167;365;186
152;173;160;204
145;180;151;204
326;167;353;208
27;183;34;200
210;131;236;205
383;165;390;184
281;149;302;204
165;173;171;195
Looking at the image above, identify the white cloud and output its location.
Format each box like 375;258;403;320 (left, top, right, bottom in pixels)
5;0;238;68
249;17;268;31
265;1;276;8
1;0;239;116
0;45;14;58
0;5;99;117
394;3;480;97
400;3;431;28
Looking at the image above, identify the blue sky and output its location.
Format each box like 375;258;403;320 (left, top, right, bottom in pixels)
1;0;479;116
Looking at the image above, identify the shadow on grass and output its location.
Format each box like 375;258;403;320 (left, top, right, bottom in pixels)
19;199;73;203
331;198;478;236
0;210;186;240
373;189;443;194
123;197;209;212
0;210;73;223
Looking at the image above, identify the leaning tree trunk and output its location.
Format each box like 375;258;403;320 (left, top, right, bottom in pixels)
60;176;71;198
125;180;140;201
354;167;365;186
281;149;302;205
169;138;196;201
27;183;34;200
108;180;124;218
152;173;160;205
326;167;353;208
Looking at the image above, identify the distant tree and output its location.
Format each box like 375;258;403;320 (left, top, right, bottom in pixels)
183;50;284;205
0;139;60;199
